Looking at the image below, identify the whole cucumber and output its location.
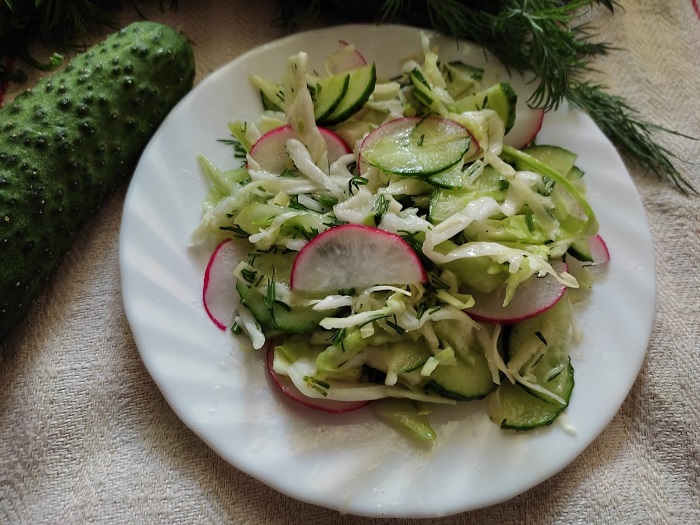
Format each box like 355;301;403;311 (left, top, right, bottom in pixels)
0;21;195;341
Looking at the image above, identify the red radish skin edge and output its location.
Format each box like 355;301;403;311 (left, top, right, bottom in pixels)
289;224;428;292
266;343;370;414
247;124;351;172
589;234;610;264
328;40;367;73
468;287;567;325
466;262;570;324
504;108;545;150
320;127;353;157
202;238;245;331
202;239;234;330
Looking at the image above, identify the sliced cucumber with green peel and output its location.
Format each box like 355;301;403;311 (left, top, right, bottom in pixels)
520;145;578;176
529;356;575;406
250;74;285;111
567;239;593;262
519;144;583;181
234;202;330;239
504;285;571;368
251;65;370;125
487;368;573;430
567;234;610;264
489;298;575;429
440;60;483;99
323;63;376;124
566;166;585;180
451;82;517;133
425;351;495;400
517;144;585;197
237;281;329;333
505;298;574;404
427;163;466;189
428;165;505;222
442;61;484;81
408;67;444;114
436;239;507;293
360;116;472;177
363;340;433;374
310;72;350;123
236;251;332;333
372;398;436;442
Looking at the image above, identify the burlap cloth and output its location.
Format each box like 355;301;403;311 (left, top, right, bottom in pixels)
1;0;698;523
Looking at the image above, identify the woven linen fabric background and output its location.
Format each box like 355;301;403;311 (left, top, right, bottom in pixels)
1;0;699;523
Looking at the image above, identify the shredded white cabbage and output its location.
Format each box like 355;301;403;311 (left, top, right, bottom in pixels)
235;305;266;350
283;52;327;166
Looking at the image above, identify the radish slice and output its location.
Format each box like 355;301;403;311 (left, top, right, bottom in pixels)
266;344;370;413
202;238;245;330
503;107;545;149
248;124;351;173
326;40;367;75
467;261;569;324
290;224;428;292
588;234;610;264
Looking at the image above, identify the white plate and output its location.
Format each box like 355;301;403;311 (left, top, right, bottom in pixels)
119;24;655;518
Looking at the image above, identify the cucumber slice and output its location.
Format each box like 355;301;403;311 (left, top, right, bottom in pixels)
517;145;586;194
566;166;585;180
568;234;610;264
363;340;433;374
490;298;575;429
487;366;573;430
425;351;495;400
235;251;332;333
234;202;331;241
428;165;505;222
436;240;507;294
372;398;436;442
310;72;350;123
451;82;517;133
529;356;575;406
505;298;575;404
520;145;578;177
426;163;465;189
408;67;444;114
567;239;593;262
360;116;472;177
251;69;358;125
250;74;285;111
505;296;571;374
237;281;329;333
440;60;483;99
323;63;376;124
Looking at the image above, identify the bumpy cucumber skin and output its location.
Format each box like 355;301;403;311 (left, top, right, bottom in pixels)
0;21;195;341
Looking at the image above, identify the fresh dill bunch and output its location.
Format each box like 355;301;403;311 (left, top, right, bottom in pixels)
453;0;616;111
566;81;698;194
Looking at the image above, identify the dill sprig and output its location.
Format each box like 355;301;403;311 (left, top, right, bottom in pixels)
461;0;616;111
566;81;698;194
